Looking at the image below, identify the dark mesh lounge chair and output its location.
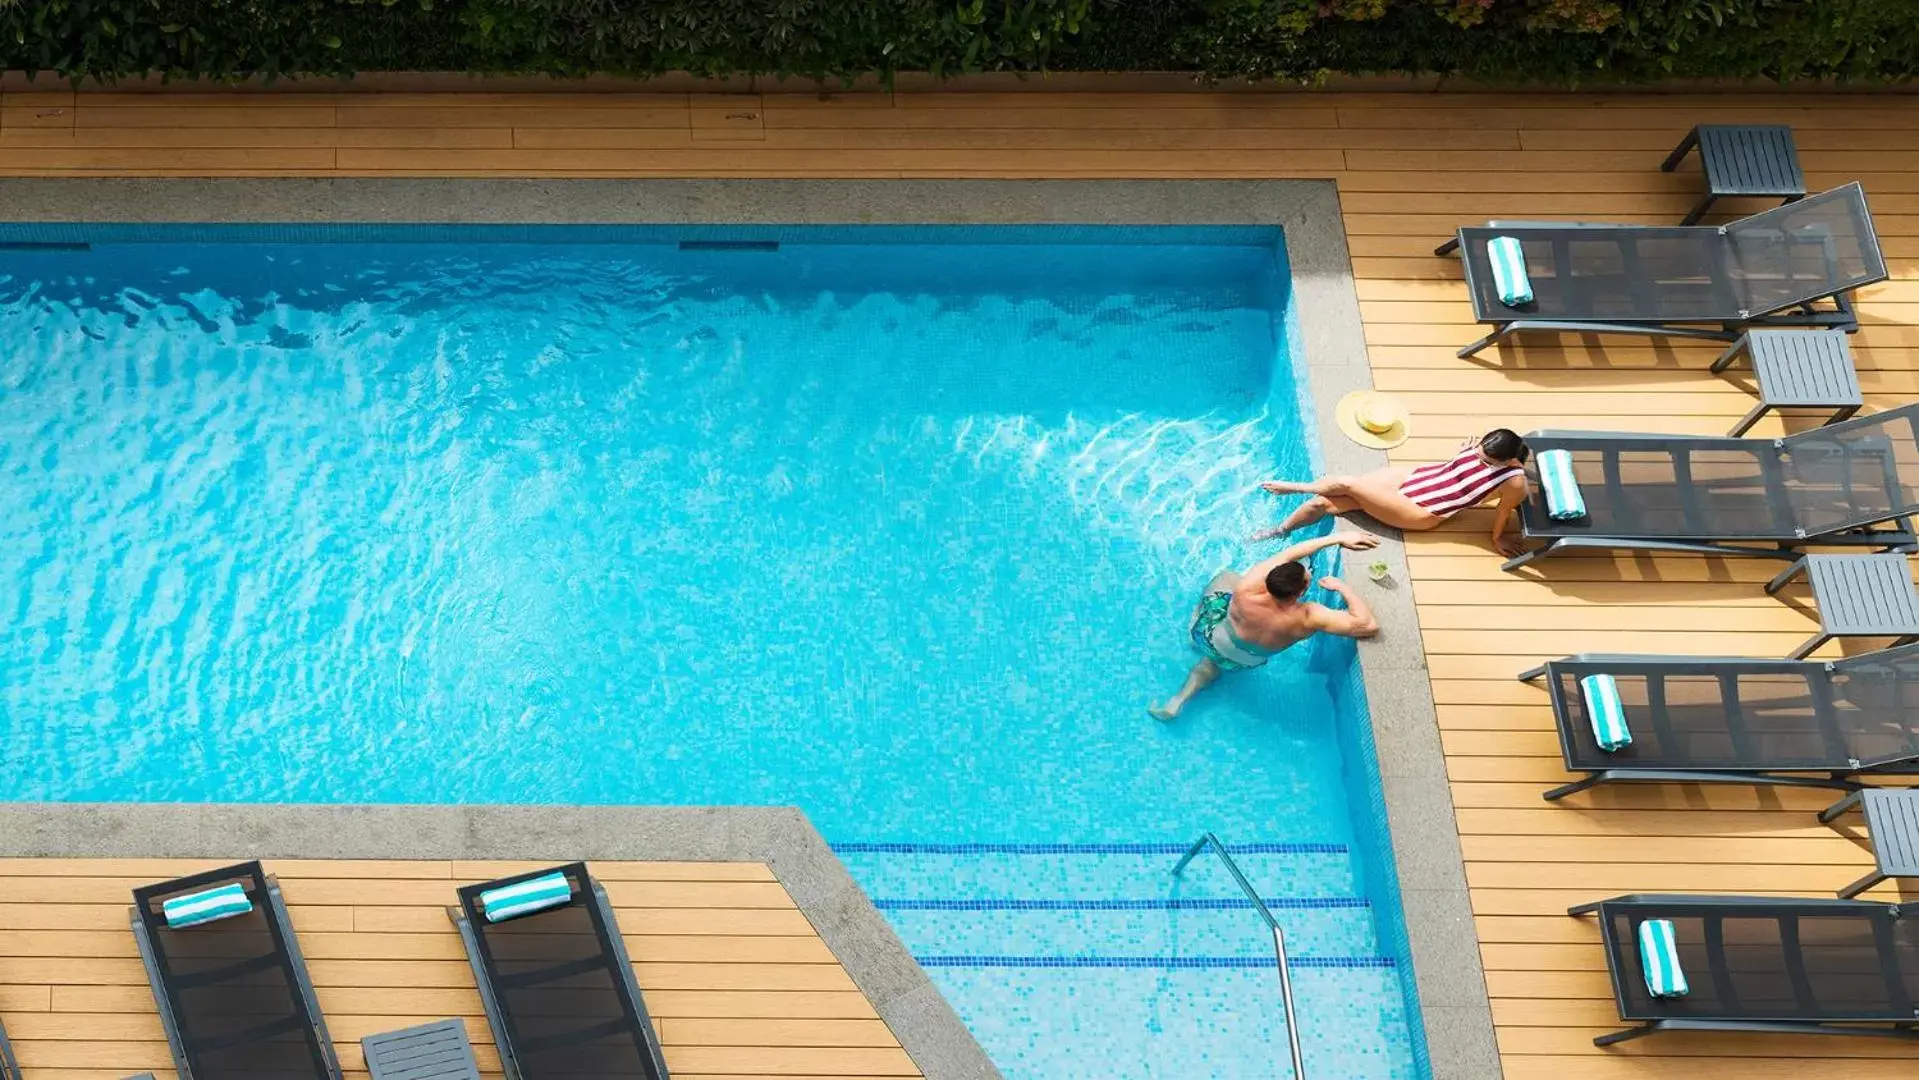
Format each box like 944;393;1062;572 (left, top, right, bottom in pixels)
0;1011;19;1080
1571;894;1919;1044
1523;644;1919;800
1441;183;1886;359
450;863;669;1080
1503;403;1919;572
130;861;343;1080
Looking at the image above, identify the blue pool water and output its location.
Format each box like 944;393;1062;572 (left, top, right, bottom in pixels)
0;225;1424;1078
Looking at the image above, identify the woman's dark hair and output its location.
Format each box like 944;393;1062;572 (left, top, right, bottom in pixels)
1481;428;1530;464
1265;562;1309;602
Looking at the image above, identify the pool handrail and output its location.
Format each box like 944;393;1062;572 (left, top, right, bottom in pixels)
1173;832;1306;1079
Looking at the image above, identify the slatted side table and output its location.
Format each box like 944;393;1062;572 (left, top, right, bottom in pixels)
1710;329;1863;436
1820;788;1919;898
362;1019;482;1080
1661;124;1806;226
1767;553;1919;660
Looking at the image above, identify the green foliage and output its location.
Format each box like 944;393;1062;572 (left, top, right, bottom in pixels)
2;0;1917;84
452;0;1090;79
0;1;458;80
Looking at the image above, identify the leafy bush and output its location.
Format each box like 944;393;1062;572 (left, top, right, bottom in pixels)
453;0;1090;78
0;1;459;79
3;0;1916;84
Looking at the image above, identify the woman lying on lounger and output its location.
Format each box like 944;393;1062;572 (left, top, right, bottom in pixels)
1254;428;1532;556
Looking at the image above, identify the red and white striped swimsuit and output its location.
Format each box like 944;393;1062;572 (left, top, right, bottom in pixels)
1398;446;1522;518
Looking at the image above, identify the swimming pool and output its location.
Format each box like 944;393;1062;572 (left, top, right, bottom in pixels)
0;223;1426;1078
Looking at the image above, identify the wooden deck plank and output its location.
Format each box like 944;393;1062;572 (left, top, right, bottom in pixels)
0;858;915;1080
331;146;1350;174
73;105;337;129
4;87;1919;1078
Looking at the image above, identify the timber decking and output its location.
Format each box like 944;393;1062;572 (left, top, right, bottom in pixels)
0;858;918;1080
3;86;1919;1077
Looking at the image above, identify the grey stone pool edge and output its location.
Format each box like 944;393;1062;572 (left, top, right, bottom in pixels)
0;176;1500;1079
0;803;999;1079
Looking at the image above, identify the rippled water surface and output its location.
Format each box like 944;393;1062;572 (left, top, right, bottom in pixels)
0;229;1430;1079
0;233;1337;832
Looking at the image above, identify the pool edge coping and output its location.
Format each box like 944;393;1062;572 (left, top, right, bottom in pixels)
0;175;1500;1080
0;803;1000;1079
1278;182;1505;1080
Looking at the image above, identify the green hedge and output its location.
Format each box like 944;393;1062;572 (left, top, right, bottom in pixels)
4;0;1918;84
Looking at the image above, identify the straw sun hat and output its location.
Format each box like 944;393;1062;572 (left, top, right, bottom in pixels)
1334;390;1410;450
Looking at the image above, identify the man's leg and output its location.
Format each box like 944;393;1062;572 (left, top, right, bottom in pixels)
1150;659;1221;721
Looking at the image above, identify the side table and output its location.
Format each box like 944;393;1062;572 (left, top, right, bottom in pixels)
1662;124;1806;226
1820;788;1919;899
1766;553;1919;660
1710;329;1862;436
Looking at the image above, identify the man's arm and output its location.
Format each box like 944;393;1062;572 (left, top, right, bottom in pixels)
1309;576;1380;639
1243;531;1379;583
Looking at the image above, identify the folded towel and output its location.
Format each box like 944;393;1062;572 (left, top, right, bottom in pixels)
1537;448;1587;522
1637;918;1690;998
163;882;254;929
481;870;574;923
1487;235;1533;307
1581;673;1632;752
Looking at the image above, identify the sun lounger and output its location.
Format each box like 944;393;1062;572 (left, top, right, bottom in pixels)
130;861;343;1080
1440;183;1886;358
1502;403;1919;571
0;1011;19;1080
1522;644;1919;799
1572;894;1919;1044
450;862;670;1080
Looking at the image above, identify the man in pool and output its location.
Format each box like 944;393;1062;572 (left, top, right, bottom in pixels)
1149;531;1381;722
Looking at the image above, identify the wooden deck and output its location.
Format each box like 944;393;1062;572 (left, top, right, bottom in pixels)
4;86;1919;1077
0;858;918;1080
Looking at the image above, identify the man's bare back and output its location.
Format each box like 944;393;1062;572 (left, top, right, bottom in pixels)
1227;580;1325;654
1149;531;1382;721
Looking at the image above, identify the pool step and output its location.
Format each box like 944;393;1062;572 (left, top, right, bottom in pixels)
836;842;1419;1079
876;899;1381;960
837;844;1360;901
932;965;1417;1080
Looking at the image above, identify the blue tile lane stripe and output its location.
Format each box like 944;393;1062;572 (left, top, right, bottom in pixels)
831;841;1347;855
873;897;1370;911
914;955;1397;969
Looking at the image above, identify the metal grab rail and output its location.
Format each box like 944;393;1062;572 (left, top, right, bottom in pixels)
1173;832;1306;1079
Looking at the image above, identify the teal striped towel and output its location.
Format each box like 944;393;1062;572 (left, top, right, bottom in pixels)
1581;673;1632;751
1637;918;1689;998
162;882;253;929
481;871;574;923
1537;449;1586;521
1487;235;1532;306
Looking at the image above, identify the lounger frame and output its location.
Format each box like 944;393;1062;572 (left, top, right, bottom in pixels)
130;860;342;1080
450;862;670;1080
1503;407;1919;572
1452;302;1861;361
1441;183;1886;359
0;1011;19;1080
1524;649;1919;800
1571;894;1919;1045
